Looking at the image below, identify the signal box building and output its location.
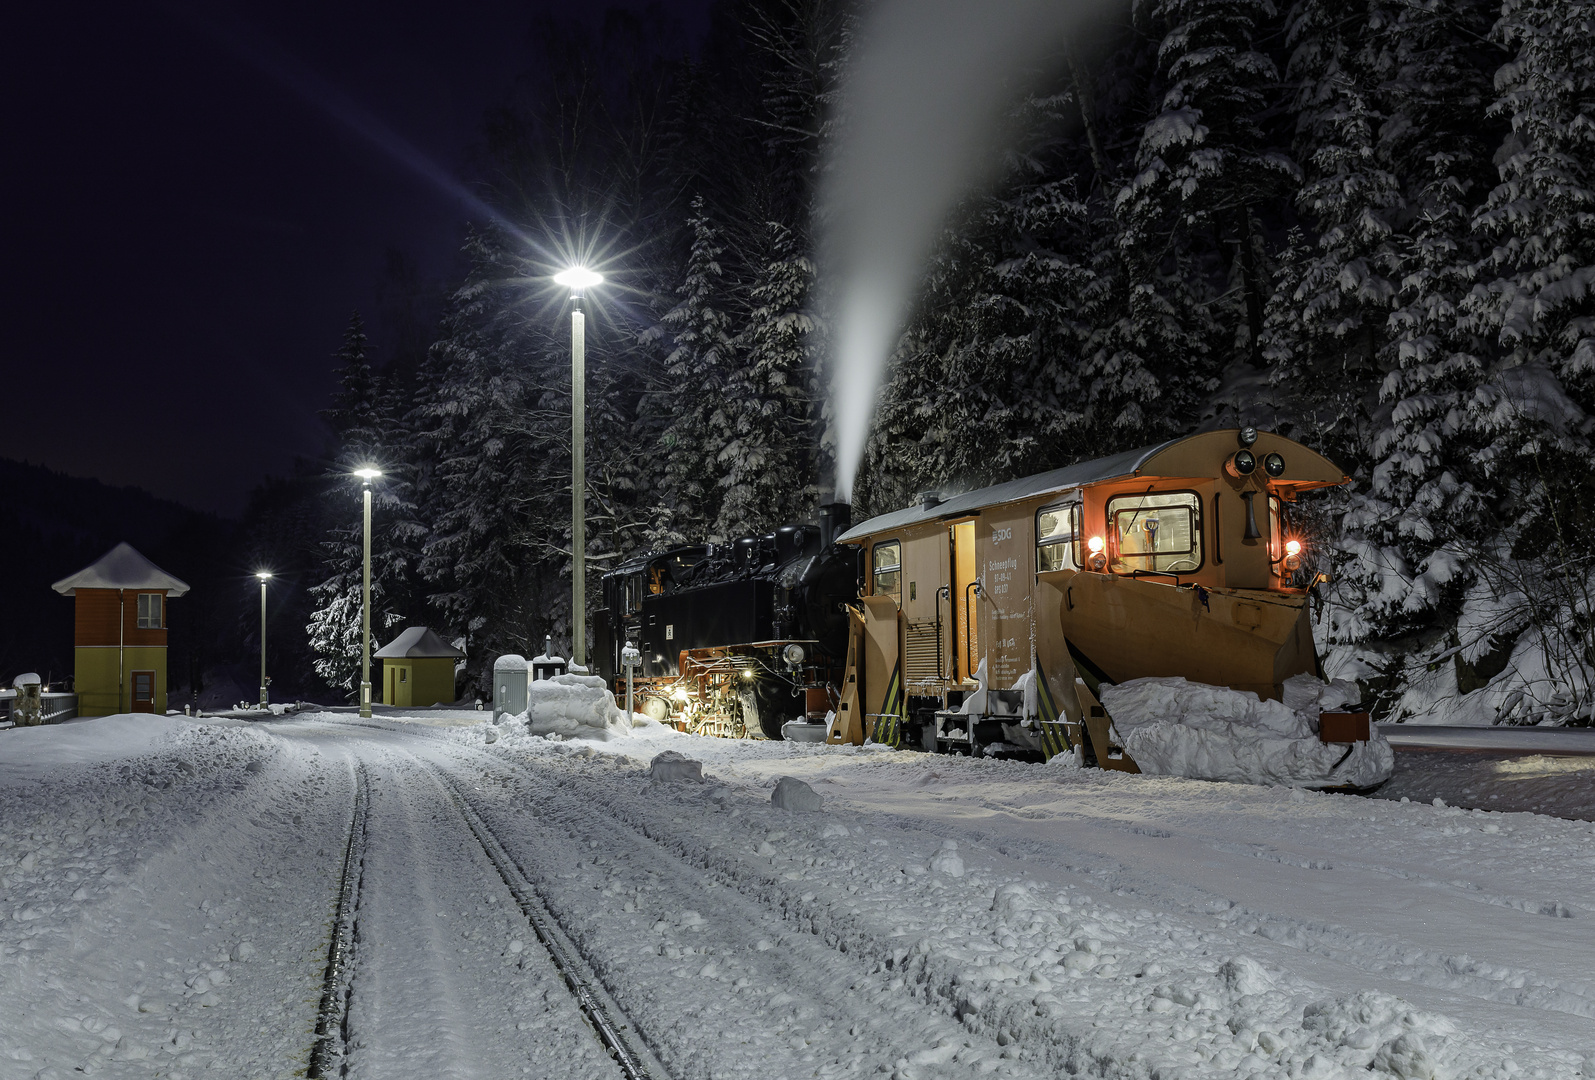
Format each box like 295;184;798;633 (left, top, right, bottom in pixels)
52;543;190;716
375;627;463;707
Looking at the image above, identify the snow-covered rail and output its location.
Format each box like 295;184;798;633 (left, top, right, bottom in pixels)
307;759;370;1079
428;765;664;1080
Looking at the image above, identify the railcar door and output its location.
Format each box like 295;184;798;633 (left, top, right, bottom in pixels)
976;503;1035;693
950;521;979;681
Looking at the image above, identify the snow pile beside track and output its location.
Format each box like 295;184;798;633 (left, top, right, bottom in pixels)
513;674;642;740
1103;676;1394;788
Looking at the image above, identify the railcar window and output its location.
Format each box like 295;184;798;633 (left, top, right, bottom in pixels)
1036;502;1083;572
1106;492;1202;574
872;541;902;606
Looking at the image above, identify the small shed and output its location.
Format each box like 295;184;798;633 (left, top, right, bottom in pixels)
52;543;190;716
374;627;464;707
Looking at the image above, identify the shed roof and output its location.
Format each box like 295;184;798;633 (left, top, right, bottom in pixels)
51;542;191;596
375;626;465;659
836;441;1174;544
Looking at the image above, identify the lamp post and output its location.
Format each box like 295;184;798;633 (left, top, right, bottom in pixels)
255;571;272;708
354;467;382;716
552;267;603;669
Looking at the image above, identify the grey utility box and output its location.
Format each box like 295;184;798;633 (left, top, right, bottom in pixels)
530;634;568;682
493;654;528;718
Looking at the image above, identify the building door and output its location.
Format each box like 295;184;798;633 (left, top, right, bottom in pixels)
131;671;156;713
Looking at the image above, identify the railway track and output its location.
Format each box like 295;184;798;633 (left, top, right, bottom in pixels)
307;759;370;1079
298;731;663;1080
426;763;663;1080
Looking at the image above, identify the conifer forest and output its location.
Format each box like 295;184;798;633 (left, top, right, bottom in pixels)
244;0;1595;727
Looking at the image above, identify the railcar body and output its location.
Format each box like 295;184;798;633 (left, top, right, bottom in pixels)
829;429;1348;762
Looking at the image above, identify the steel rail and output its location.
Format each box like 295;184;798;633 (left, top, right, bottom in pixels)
306;760;370;1079
429;766;659;1080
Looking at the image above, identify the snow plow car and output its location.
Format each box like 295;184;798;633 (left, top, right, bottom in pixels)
826;428;1387;786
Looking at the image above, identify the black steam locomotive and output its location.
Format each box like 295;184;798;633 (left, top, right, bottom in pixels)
593;504;859;739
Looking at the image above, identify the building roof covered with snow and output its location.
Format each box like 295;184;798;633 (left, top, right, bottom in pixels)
374;626;465;659
51;542;191;596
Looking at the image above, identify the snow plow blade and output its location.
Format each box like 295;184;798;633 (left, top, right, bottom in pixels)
1051;570;1317;704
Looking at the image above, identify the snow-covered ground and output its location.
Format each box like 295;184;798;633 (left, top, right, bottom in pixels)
3;712;1593;1079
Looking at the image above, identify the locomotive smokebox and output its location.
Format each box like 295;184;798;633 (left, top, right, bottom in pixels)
819;501;852;547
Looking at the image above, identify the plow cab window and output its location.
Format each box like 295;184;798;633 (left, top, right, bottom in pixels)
1107;492;1202;574
1036;502;1082;572
872;541;902;606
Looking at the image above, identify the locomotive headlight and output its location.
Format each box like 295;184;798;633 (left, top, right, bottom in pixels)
1086;535;1107;571
741;669;756;681
1264;452;1286;478
1238;426;1259;447
1227;450;1257;477
782;643;806;667
1284;538;1302;571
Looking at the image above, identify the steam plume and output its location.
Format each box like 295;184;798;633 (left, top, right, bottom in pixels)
819;0;1112;500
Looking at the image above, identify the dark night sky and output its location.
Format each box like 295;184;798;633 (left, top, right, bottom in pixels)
1;2;710;517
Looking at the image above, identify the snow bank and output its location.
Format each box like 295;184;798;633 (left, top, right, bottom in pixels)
770;775;823;811
648;750;704;782
518;674;641;740
1101;675;1393;788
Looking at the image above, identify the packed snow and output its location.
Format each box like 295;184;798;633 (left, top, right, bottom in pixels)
3;704;1592;1079
1102;675;1395;789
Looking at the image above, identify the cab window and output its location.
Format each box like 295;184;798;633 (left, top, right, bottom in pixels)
1036;502;1082;572
1107;492;1202;574
872;541;902;605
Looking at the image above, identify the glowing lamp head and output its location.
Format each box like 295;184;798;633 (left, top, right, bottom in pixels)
1284;538;1303;571
554;267;604;292
354;467;382;480
1086;535;1108;571
741;669;756;681
672;686;691;702
256;571;273;581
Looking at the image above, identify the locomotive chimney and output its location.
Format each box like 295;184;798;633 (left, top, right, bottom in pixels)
819;501;852;547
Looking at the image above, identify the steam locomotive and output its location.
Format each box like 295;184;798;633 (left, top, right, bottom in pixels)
592;503;860;739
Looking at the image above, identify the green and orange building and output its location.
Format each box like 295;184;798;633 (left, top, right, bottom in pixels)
52;543;189;716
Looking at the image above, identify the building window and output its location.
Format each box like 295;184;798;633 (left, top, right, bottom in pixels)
1036;502;1082;572
872;541;902;606
136;593;163;629
1106;491;1203;574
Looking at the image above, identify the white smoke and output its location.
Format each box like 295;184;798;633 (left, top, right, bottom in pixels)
819;0;1114;501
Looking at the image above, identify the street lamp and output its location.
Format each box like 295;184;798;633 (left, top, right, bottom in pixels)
354;467;382;716
552;267;603;668
255;571;272;708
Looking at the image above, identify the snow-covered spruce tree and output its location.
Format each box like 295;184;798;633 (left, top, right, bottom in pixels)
1113;0;1299;428
1260;0;1403;466
306;314;413;693
715;220;820;536
652;198;739;542
1454;0;1595;723
1301;0;1506;720
862;168;1096;509
413;230;566;682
